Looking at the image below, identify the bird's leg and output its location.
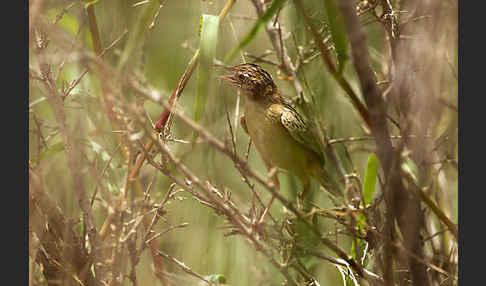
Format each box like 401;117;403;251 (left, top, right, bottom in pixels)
256;166;279;227
297;177;311;211
240;115;248;134
298;178;320;227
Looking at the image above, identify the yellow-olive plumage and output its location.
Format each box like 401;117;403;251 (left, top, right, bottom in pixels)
219;63;342;201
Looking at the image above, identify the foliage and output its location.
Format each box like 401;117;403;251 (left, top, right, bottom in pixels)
29;0;458;286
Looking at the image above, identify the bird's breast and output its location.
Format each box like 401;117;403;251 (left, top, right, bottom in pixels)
243;100;319;177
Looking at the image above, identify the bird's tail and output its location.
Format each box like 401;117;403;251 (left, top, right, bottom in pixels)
316;167;343;198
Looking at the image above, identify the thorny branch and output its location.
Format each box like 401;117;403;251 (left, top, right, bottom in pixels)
35;37;106;284
127;79;380;284
29;0;457;285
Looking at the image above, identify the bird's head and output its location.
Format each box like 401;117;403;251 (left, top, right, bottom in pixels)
218;63;277;98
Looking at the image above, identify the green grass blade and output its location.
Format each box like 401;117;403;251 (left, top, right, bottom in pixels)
352;153;379;262
362;153;379;206
117;1;159;71
223;0;285;63
323;0;349;73
29;97;46;109
38;142;65;163
194;14;219;125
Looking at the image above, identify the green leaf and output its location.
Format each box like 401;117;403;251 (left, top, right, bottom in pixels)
323;0;349;73
223;0;286;63
88;140;111;163
206;274;226;284
293;219;321;246
301;256;320;270
84;0;99;9
362;153;379;206
352;153;379;265
402;157;419;183
350;238;358;259
38;142;65;162
197;15;203;37
47;8;79;36
335;262;359;286
194;14;219;126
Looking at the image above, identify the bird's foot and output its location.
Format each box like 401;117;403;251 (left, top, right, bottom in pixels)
251;214;269;238
297;191;305;211
252;194;276;235
252;218;266;234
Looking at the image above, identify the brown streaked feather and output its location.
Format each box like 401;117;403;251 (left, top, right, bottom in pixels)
219;62;343;199
279;104;325;164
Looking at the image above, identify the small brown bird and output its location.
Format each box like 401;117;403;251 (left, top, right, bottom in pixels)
219;63;342;216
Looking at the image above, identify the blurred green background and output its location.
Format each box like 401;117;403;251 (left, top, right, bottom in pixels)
29;0;458;285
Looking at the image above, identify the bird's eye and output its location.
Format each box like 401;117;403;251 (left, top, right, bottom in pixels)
238;73;248;81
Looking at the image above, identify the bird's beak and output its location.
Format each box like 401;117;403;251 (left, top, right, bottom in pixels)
218;66;241;87
218;74;238;85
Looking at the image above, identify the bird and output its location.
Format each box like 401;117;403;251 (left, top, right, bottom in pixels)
218;63;342;220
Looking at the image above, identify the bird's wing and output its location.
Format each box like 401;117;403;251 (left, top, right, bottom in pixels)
280;104;345;196
279;104;325;162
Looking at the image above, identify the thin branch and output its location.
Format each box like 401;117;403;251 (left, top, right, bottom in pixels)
148;0;168;30
30;168;97;286
128;82;372;283
90;143;122;206
403;172;458;240
307;249;383;284
63;29;128;100
131;0;238;179
225;110;276;224
54;3;77;24
157;251;211;284
328;134;434;145
85;4;103;55
36;47;105;283
122;89;301;285
145;223;189;245
250;0;305;99
244;52;281;67
293;0;372;128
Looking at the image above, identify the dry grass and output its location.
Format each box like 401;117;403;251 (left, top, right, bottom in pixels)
29;0;458;285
